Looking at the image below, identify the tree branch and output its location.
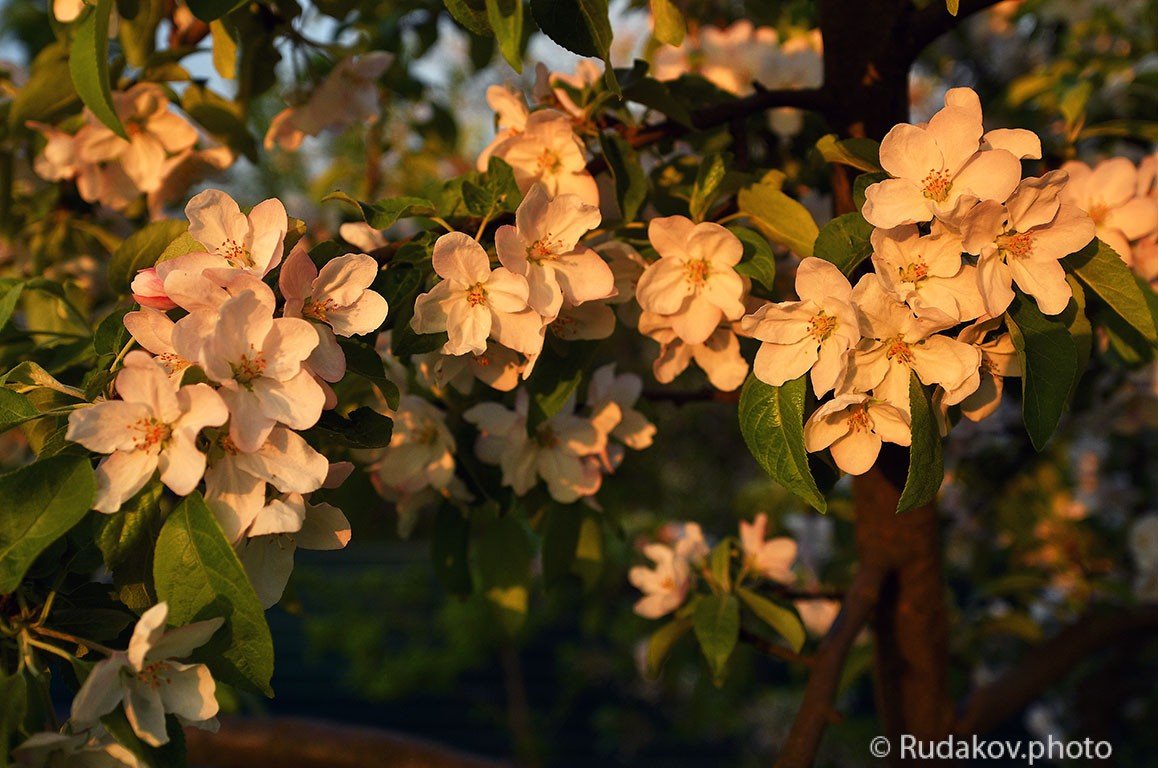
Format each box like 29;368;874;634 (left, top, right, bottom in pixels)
906;0;1008;56
185;717;512;768
954;606;1158;736
773;564;885;768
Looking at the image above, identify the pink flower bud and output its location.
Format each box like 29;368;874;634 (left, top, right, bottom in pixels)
131;268;177;311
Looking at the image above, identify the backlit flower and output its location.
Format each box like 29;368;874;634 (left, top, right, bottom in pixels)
803;393;912;475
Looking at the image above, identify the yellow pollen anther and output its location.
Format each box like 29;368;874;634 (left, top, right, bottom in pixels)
232;352;267;386
302;296;335;322
527;238;561;263
536;149;562;174
847;405;873;433
220;238;254;268
129;417;171;451
899;260;929;283
886;336;914;364
466;283;488;307
684;258;712;287
921;169;952;202
999;232;1033;260
809;311;838;341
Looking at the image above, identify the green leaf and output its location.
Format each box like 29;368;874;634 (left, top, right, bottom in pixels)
473;514;535;634
307;407;393;449
896;373;943;514
0;281;23;332
95;480;164;612
1063;239;1158;344
737;183;819;258
731;227;777;291
709;540;731;594
853;172;888;211
621;76;693;127
525;340;598;427
736;587;805;653
69;0;127;139
645;617;692;677
185;0;247;21
156;232;203;264
812;212;874;277
689;153;727;223
432;504;472;596
486;0;524;72
541;504;581;587
649;0;685;46
816;134;882;173
693;594;740;680
119;0;165;69
8;43;79;131
0;388;39;434
108;220;190;294
0;457;96;593
529;0;618;94
1006;293;1078;450
210;20;238;79
326;192;438;231
154;492;274;696
338;339;401;409
444;0;492;36
598;133;647;222
738;375;826;513
0;671;28;767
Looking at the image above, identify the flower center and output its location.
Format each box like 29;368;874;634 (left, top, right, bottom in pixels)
809;311;838;342
156;352;189;374
536;426;559;449
921;169;952;202
527;238;562;264
1086;202;1108;225
885;336;914;364
302;296;335;322
847;405;873;433
219;238;254;268
998;232;1033;260
130;417;171;451
231;352;266;387
466;283;488;307
898;259;929;284
136;662;173;689
684;258;712;287
536;149;562;174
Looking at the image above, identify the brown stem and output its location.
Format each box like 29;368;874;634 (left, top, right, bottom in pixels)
774;564;884;768
740;628;816;668
954;607;1158;736
184;717;511;768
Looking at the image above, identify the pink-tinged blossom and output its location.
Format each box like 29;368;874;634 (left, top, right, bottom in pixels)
937;316;1021;426
374;396;457;496
122;310;190;379
495;184;613;320
640;313;750;392
862;87;1023;229
742;257;860;396
184;189;288;276
1059;157;1158;266
70;603;221;747
411;232;543;357
739;513;797;583
870;226;985;324
637;216;747;345
485;110;599;206
130;267;177;311
173;289;324;452
586;364;656;450
66;352;228;513
961;170;1096;316
628;544;692;619
804;393;912;475
841;275;981;413
280;245;389;382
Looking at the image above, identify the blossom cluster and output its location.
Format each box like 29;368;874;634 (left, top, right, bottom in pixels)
65;189;389;607
628;514;839;635
745;88;1096;474
31;83;232;215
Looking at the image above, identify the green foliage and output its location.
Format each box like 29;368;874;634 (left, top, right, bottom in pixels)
1064;239;1158;344
0;671;28;767
731;226;777;292
736;587;805;653
154;493;275;696
307;407;394;449
0;388;39;434
1006;293;1079;450
645;617;693;676
69;0;126;139
693;594;740;681
486;0;525;72
599;133;647;222
8;42;77;132
525;340;597;427
738;375;826;513
529;0;618;93
689;154;727;223
897;374;943;514
737;180;819;259
813;212;874;276
184;0;247;21
0;456;96;593
815;135;882;173
95;481;164;612
649;0;685;46
327;192;438;231
473;512;535;634
108;220;189;293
